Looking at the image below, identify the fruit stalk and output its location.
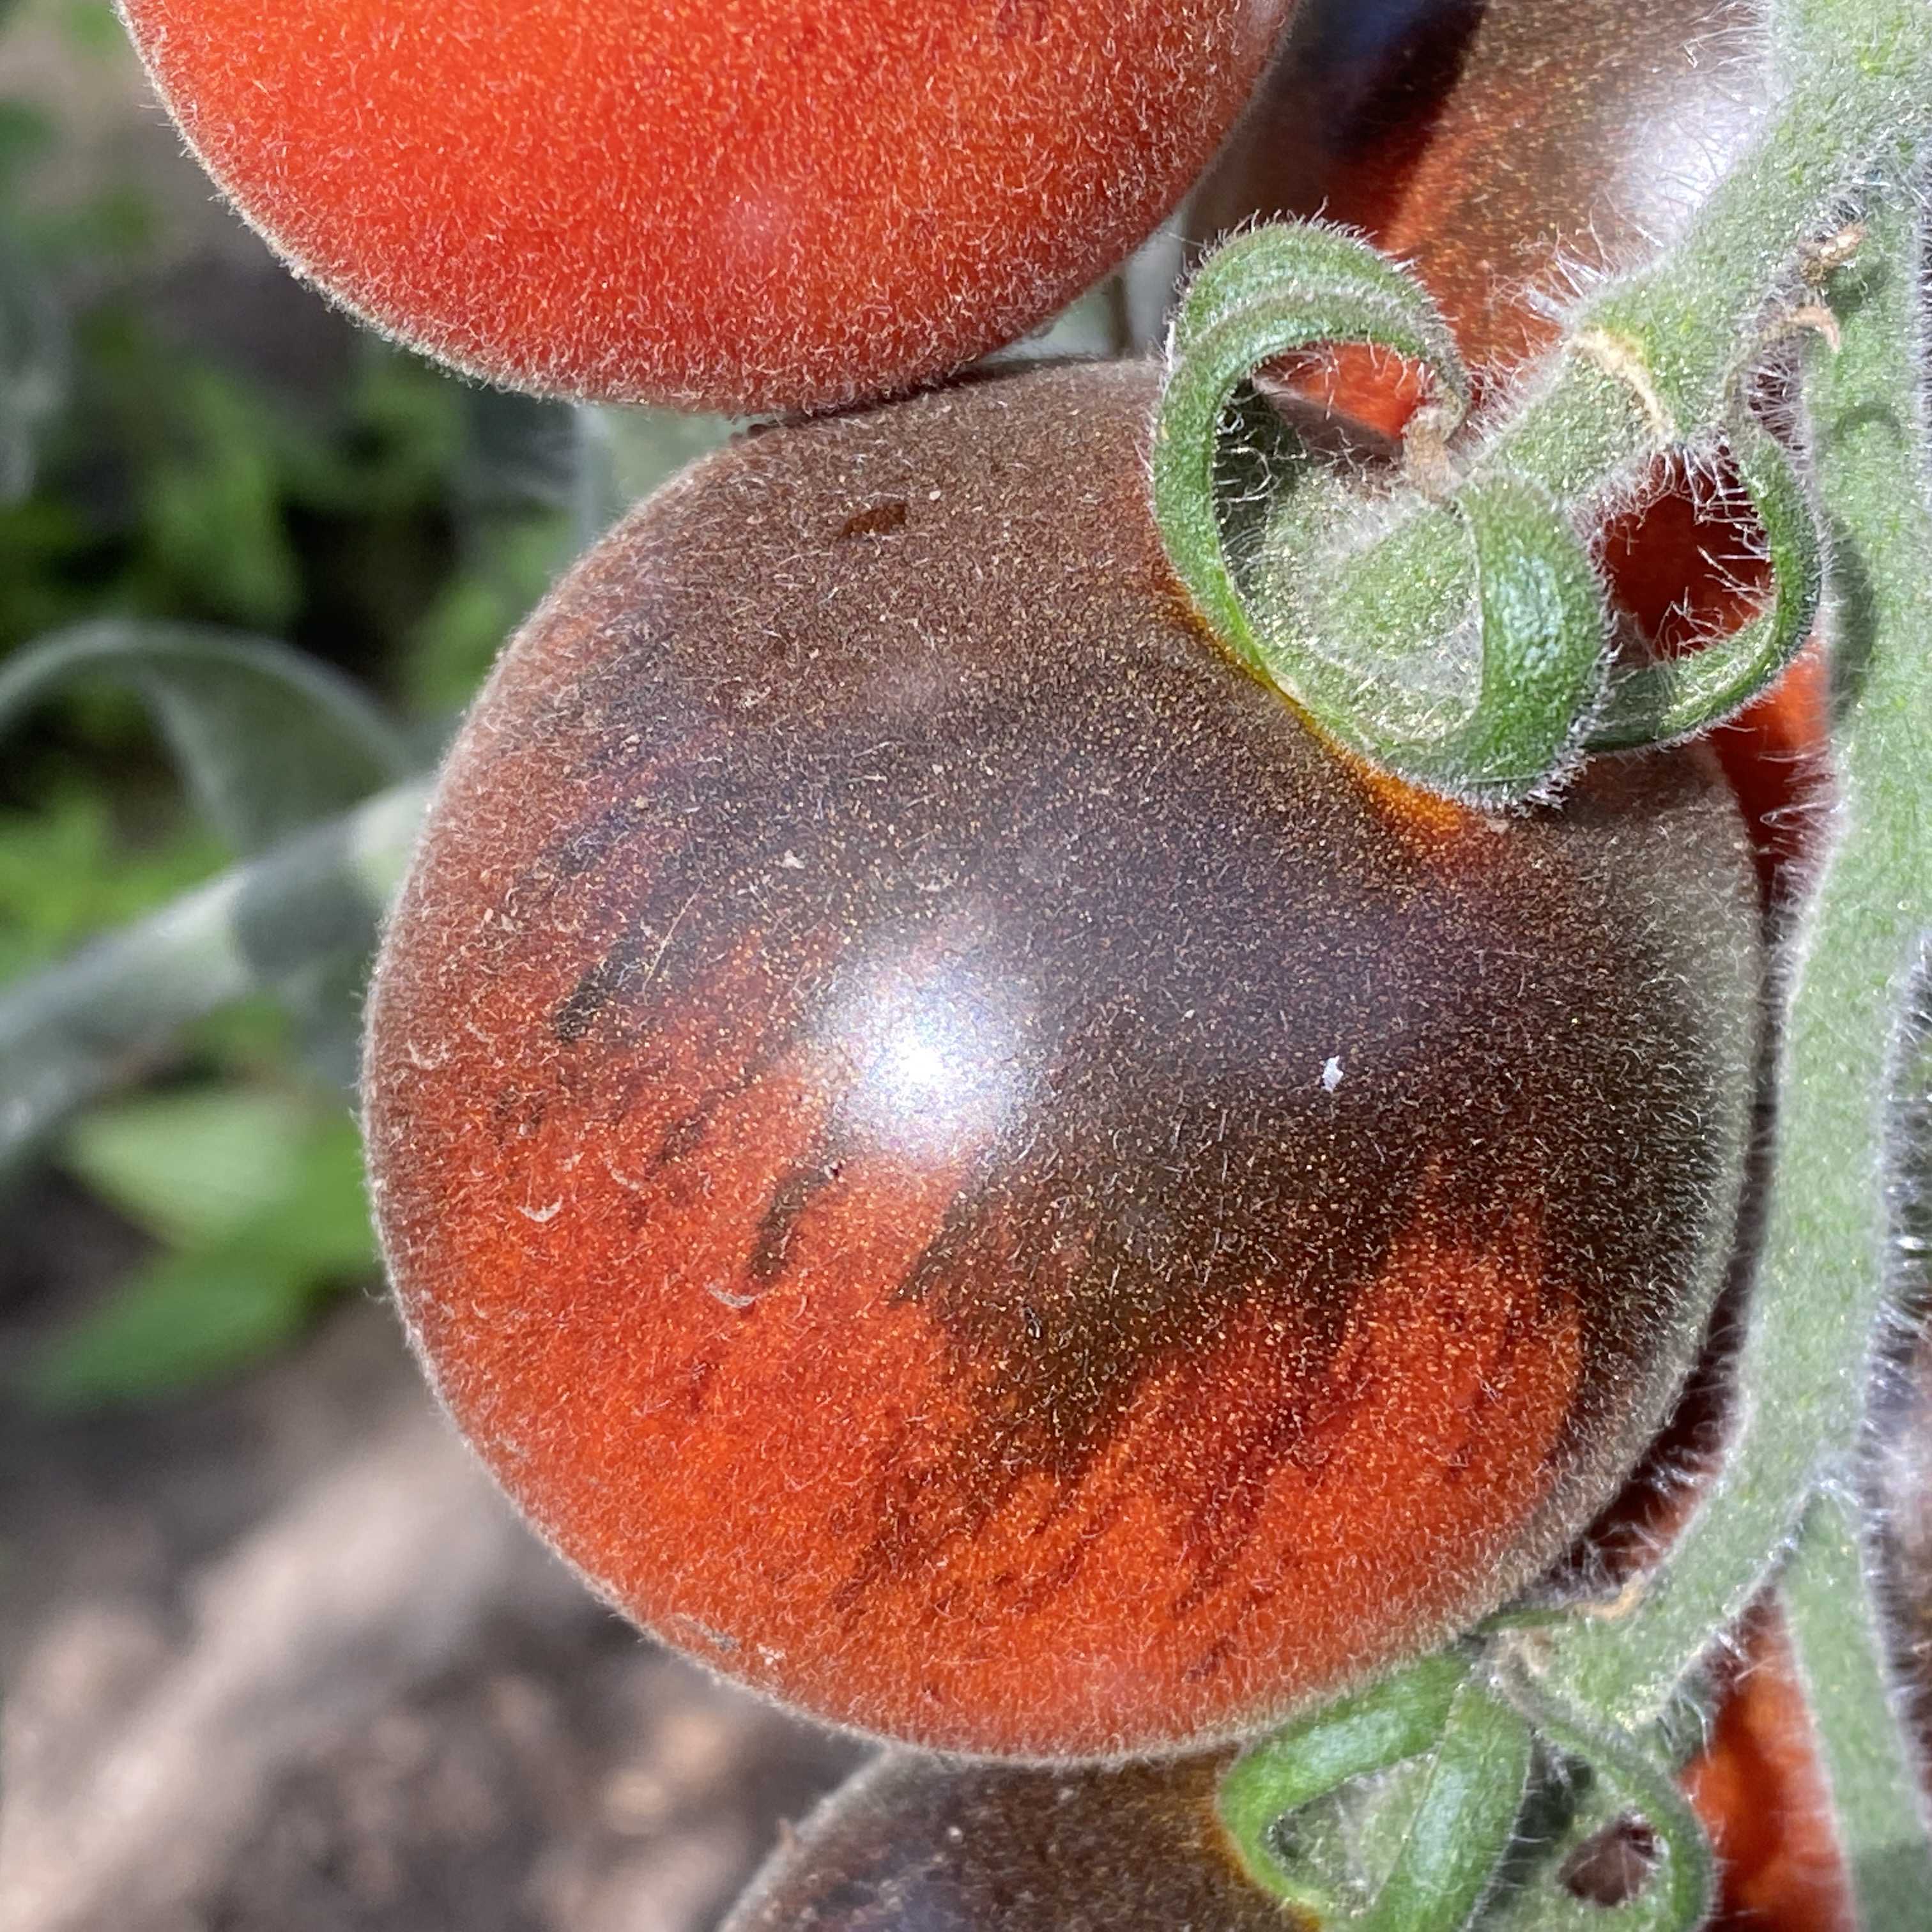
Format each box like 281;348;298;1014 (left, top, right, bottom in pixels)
1528;186;1932;1751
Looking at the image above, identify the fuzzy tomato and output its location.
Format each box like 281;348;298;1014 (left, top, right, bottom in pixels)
120;0;1291;413
363;360;1761;1760
719;1750;1269;1931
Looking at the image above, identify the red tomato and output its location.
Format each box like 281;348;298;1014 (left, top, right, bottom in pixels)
121;0;1291;413
1683;1605;1856;1932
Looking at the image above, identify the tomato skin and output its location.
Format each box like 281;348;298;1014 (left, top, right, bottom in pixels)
364;360;1761;1759
119;0;1289;414
719;1749;1288;1932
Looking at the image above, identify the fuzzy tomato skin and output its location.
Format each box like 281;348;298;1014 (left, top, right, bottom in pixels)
718;1749;1279;1932
364;360;1761;1760
119;0;1290;414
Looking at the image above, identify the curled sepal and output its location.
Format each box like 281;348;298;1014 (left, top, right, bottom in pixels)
1155;227;1611;808
1218;1653;1469;1917
1153;222;1472;678
1358;1674;1535;1932
1501;1677;1716;1932
1217;1655;1533;1929
1590;410;1822;750
1284;472;1611;806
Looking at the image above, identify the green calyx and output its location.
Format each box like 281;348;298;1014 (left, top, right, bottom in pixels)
1151;220;1828;807
1218;1657;1710;1932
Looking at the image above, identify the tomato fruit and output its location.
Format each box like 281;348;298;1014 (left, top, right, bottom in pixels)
120;0;1291;415
719;1749;1272;1931
364;358;1761;1759
1192;0;1772;391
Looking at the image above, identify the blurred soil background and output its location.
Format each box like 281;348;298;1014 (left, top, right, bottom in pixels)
0;4;864;1926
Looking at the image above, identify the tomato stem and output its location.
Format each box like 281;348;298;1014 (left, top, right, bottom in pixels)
1780;1490;1932;1921
1213;0;1932;804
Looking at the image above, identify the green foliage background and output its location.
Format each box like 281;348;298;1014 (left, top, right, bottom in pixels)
0;0;721;1405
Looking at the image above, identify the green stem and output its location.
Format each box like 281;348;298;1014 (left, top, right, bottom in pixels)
1781;1489;1932;1925
1531;190;1932;1731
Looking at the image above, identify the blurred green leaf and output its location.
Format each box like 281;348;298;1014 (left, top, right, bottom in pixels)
57;0;123;54
27;1250;319;1407
29;1102;377;1407
140;370;304;628
404;512;572;714
0;780;427;1160
0;620;417;851
0;789;225;980
0;219;68;505
63;1086;312;1246
574;403;735;539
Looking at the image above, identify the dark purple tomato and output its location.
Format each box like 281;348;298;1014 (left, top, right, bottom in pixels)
1191;0;1773;388
719;1749;1282;1931
363;359;1761;1760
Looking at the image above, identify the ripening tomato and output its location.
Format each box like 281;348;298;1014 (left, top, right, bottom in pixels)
1683;1605;1856;1931
1192;0;1773;392
364;359;1761;1759
120;0;1292;414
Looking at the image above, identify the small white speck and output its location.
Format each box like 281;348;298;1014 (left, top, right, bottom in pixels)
1322;1055;1345;1093
779;850;806;870
518;1198;564;1223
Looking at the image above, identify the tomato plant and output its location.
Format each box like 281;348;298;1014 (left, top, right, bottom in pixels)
364;357;1762;1761
118;0;1291;413
40;0;1920;1917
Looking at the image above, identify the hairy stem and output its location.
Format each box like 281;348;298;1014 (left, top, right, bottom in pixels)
1530;187;1932;1736
1780;1489;1932;1924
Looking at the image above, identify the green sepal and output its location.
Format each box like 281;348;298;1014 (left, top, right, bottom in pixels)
1499;1676;1715;1932
1217;1653;1471;1915
1276;471;1611;808
1590;410;1822;750
1153;222;1472;682
1155;226;1611;808
1358;1675;1534;1932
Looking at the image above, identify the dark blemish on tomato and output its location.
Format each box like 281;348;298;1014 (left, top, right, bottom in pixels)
837;499;910;540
